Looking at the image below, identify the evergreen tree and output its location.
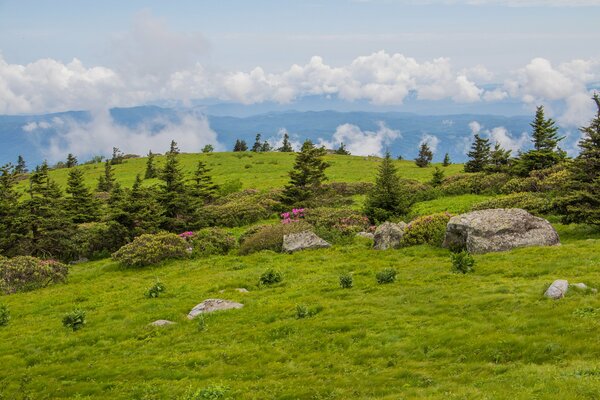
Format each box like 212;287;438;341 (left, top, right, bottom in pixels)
202;144;214;153
252;134;262;152
415;143;433;168
442;153;451;167
144;150;157;179
364;152;410;223
261;141;272;152
431;167;444;187
120;175;164;237
15;155;27;174
278;133;294;152
281;140;330;205
558;94;600;224
233;139;248;152
335;143;351;155
488;142;511;172
158;143;189;230
97;160;115;192
169;140;180;155
111;147;124;165
0;164;19;254
191;160;218;201
464;134;491;172
66;167;99;223
66;153;78;168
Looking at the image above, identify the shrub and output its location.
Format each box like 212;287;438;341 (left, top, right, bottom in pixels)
259;269;282;285
145;280;166;298
304;207;370;243
180;385;229;400
190;228;236;257
376;268;397;284
451;251;475;274
296;304;309;319
0;304;9;326
72;221;129;260
321;182;374;196
441;173;509;196
197;190;280;228
400;212;452;247
239;221;311;255
0;256;69;295
339;273;353;289
62;309;86;331
111;232;189;267
471;192;552;215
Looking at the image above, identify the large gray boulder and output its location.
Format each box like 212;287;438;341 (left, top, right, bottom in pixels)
187;299;244;319
443;208;559;254
282;231;331;253
544;280;569;299
373;222;407;250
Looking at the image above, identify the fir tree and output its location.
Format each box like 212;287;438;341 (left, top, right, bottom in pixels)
121;175;164;237
15;155;27;174
158;143;189;230
488;142;511;172
66;153;78;168
364;152;410;223
0;163;19;254
202;144;214;153
111;147;124;165
415;143;433;168
278;133;294;152
261;141;272;152
233;139;248;152
252;134;262;152
431;167;444;187
191;160;218;201
169;140;180;155
464;134;491;172
97;160;115;192
281;140;329;205
66;167;99;223
144;151;157;179
442;153;451;167
335;143;351;155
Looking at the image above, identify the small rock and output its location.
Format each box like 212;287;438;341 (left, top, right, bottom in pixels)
149;319;175;327
373;222;406;250
282;231;331;253
187;299;244;319
571;282;588;290
544;279;569;299
235;288;249;293
356;232;374;240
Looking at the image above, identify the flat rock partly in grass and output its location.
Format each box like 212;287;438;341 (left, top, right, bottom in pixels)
187;299;244;319
149;319;175;327
282;231;331;253
545;280;569;299
373;222;407;250
443;208;560;254
356;231;374;240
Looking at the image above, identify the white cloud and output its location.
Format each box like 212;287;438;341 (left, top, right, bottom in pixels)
318;121;400;156
419;133;440;154
467;120;529;153
468;121;482;135
23;109;220;162
266;128;302;151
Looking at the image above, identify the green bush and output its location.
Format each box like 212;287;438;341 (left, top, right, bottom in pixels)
339;273;353;289
72;221;129;260
190;228;236;257
239;222;311;255
0;256;69;295
62;309;86;331
180;385;229;400
304;207;370;243
0;304;9;326
145;280;166;298
111;232;189;267
400;212;452;247
296;304;309;319
451;251;475;274
471;192;552;215
197;190;280;228
376;268;397;284
259;269;282;285
441;173;509;196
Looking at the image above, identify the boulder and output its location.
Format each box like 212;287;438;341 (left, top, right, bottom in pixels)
149;319;175;327
373;222;407;250
443;208;559;254
545;280;569;299
356;232;375;240
282;231;331;253
187;299;244;319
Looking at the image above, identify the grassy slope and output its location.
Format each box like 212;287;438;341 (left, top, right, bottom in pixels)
2;225;600;399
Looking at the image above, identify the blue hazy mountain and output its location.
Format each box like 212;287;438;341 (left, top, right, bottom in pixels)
0;104;540;166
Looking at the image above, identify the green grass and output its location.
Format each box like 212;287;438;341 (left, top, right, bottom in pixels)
2;224;600;399
410;194;493;217
15;152;465;195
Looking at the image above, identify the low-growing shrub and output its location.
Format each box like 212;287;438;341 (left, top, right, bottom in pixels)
111;232;189;267
471;192;552;215
72;221;129;260
304;207;370;243
180;385;229;400
145;280;166;298
0;304;9;326
259;269;282;285
239;222;311;255
0;256;69;295
400;212;452;247
376;268;397;284
441;173;509;196
197;190;280;228
190;228;236;257
451;251;475;274
296;304;309;319
339;273;353;289
62;309;86;331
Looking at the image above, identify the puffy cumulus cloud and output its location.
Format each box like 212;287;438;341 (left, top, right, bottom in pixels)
467;120;529;153
419;133;440;154
266;128;303;151
318;121;400;156
468;121;482;135
23;109;220;162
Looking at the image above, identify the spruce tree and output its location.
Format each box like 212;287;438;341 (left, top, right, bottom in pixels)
464;134;491;172
202;144;214;153
335;143;351;155
169;140;180;155
278;133;294;152
121;175;164;237
111;147;124;165
431;167;444;187
66;153;78;168
66;167;99;223
488;142;511;172
364;152;410;223
0;164;19;254
261;141;272;152
281;140;329;205
415;143;433;168
191;160;218;201
442;153;451;167
558;94;600;224
15;155;27;174
233;139;248;152
158;143;189;230
144;151;157;179
252;134;262;152
97;160;115;192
